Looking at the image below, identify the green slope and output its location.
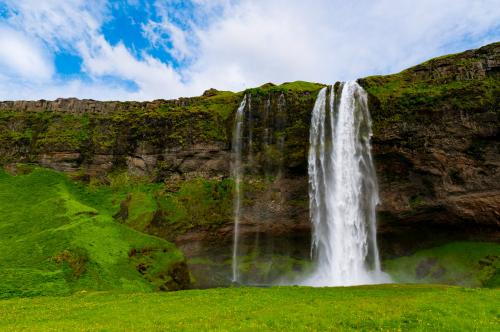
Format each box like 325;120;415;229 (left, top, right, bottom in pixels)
0;285;498;331
0;168;188;299
384;242;500;287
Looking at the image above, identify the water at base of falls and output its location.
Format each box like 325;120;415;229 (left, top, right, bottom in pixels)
302;81;390;287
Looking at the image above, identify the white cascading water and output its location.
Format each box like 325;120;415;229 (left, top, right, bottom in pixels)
231;95;247;283
304;81;390;286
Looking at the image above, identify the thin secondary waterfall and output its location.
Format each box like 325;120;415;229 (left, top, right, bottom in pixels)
230;92;291;285
231;95;247;283
305;81;389;286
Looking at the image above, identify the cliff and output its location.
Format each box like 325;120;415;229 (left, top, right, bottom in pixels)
360;42;500;255
0;43;498;287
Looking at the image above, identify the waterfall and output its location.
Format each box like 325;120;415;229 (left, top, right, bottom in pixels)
230;91;290;285
231;95;247;283
305;81;389;286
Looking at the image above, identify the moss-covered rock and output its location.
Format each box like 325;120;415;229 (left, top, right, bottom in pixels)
384;242;500;287
0;168;190;298
358;42;500;249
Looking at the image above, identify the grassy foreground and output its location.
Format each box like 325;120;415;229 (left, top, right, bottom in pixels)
0;285;498;331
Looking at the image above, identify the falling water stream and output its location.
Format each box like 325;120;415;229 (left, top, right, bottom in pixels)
305;82;389;286
231;95;247;283
231;82;388;286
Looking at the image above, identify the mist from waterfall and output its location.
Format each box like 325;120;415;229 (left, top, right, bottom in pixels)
304;81;390;286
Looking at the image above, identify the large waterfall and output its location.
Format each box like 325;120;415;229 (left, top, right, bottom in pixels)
230;82;388;286
304;81;389;286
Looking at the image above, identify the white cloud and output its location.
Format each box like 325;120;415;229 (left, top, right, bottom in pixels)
182;0;500;92
0;0;191;100
142;19;193;61
1;0;106;50
0;25;53;81
78;35;190;99
0;0;499;100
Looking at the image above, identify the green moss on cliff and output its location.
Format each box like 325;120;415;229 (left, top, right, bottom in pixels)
108;175;234;239
359;42;500;136
0;168;188;299
384;242;500;287
0;92;244;166
361;76;499;135
37;113;91;150
247;81;324;95
155;178;234;231
236;81;323;174
0;111;91;154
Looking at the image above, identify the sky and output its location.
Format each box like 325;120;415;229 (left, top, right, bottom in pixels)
0;0;499;101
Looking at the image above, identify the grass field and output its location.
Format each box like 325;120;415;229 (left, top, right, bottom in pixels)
0;285;498;331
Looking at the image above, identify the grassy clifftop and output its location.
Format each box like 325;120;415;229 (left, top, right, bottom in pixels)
0;90;242;165
359;42;500;135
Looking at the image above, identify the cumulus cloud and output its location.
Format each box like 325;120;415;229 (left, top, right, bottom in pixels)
1;0;106;50
78;35;190;99
0;0;499;100
183;0;500;92
0;0;191;100
0;25;53;81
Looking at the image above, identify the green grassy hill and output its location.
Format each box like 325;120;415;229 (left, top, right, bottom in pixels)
0;167;189;299
0;285;498;331
385;242;500;287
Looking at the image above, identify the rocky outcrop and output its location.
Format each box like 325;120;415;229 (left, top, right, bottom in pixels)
408;44;500;81
0;97;202;114
359;42;500;255
0;90;241;180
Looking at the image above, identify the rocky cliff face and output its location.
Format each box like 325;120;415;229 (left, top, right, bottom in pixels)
0;43;498;287
360;42;500;256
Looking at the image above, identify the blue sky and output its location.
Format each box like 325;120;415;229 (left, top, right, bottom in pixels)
0;0;499;100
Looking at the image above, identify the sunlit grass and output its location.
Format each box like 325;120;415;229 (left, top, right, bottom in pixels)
0;285;498;331
0;168;184;298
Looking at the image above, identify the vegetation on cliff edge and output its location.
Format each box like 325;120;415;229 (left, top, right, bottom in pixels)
359;42;500;135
